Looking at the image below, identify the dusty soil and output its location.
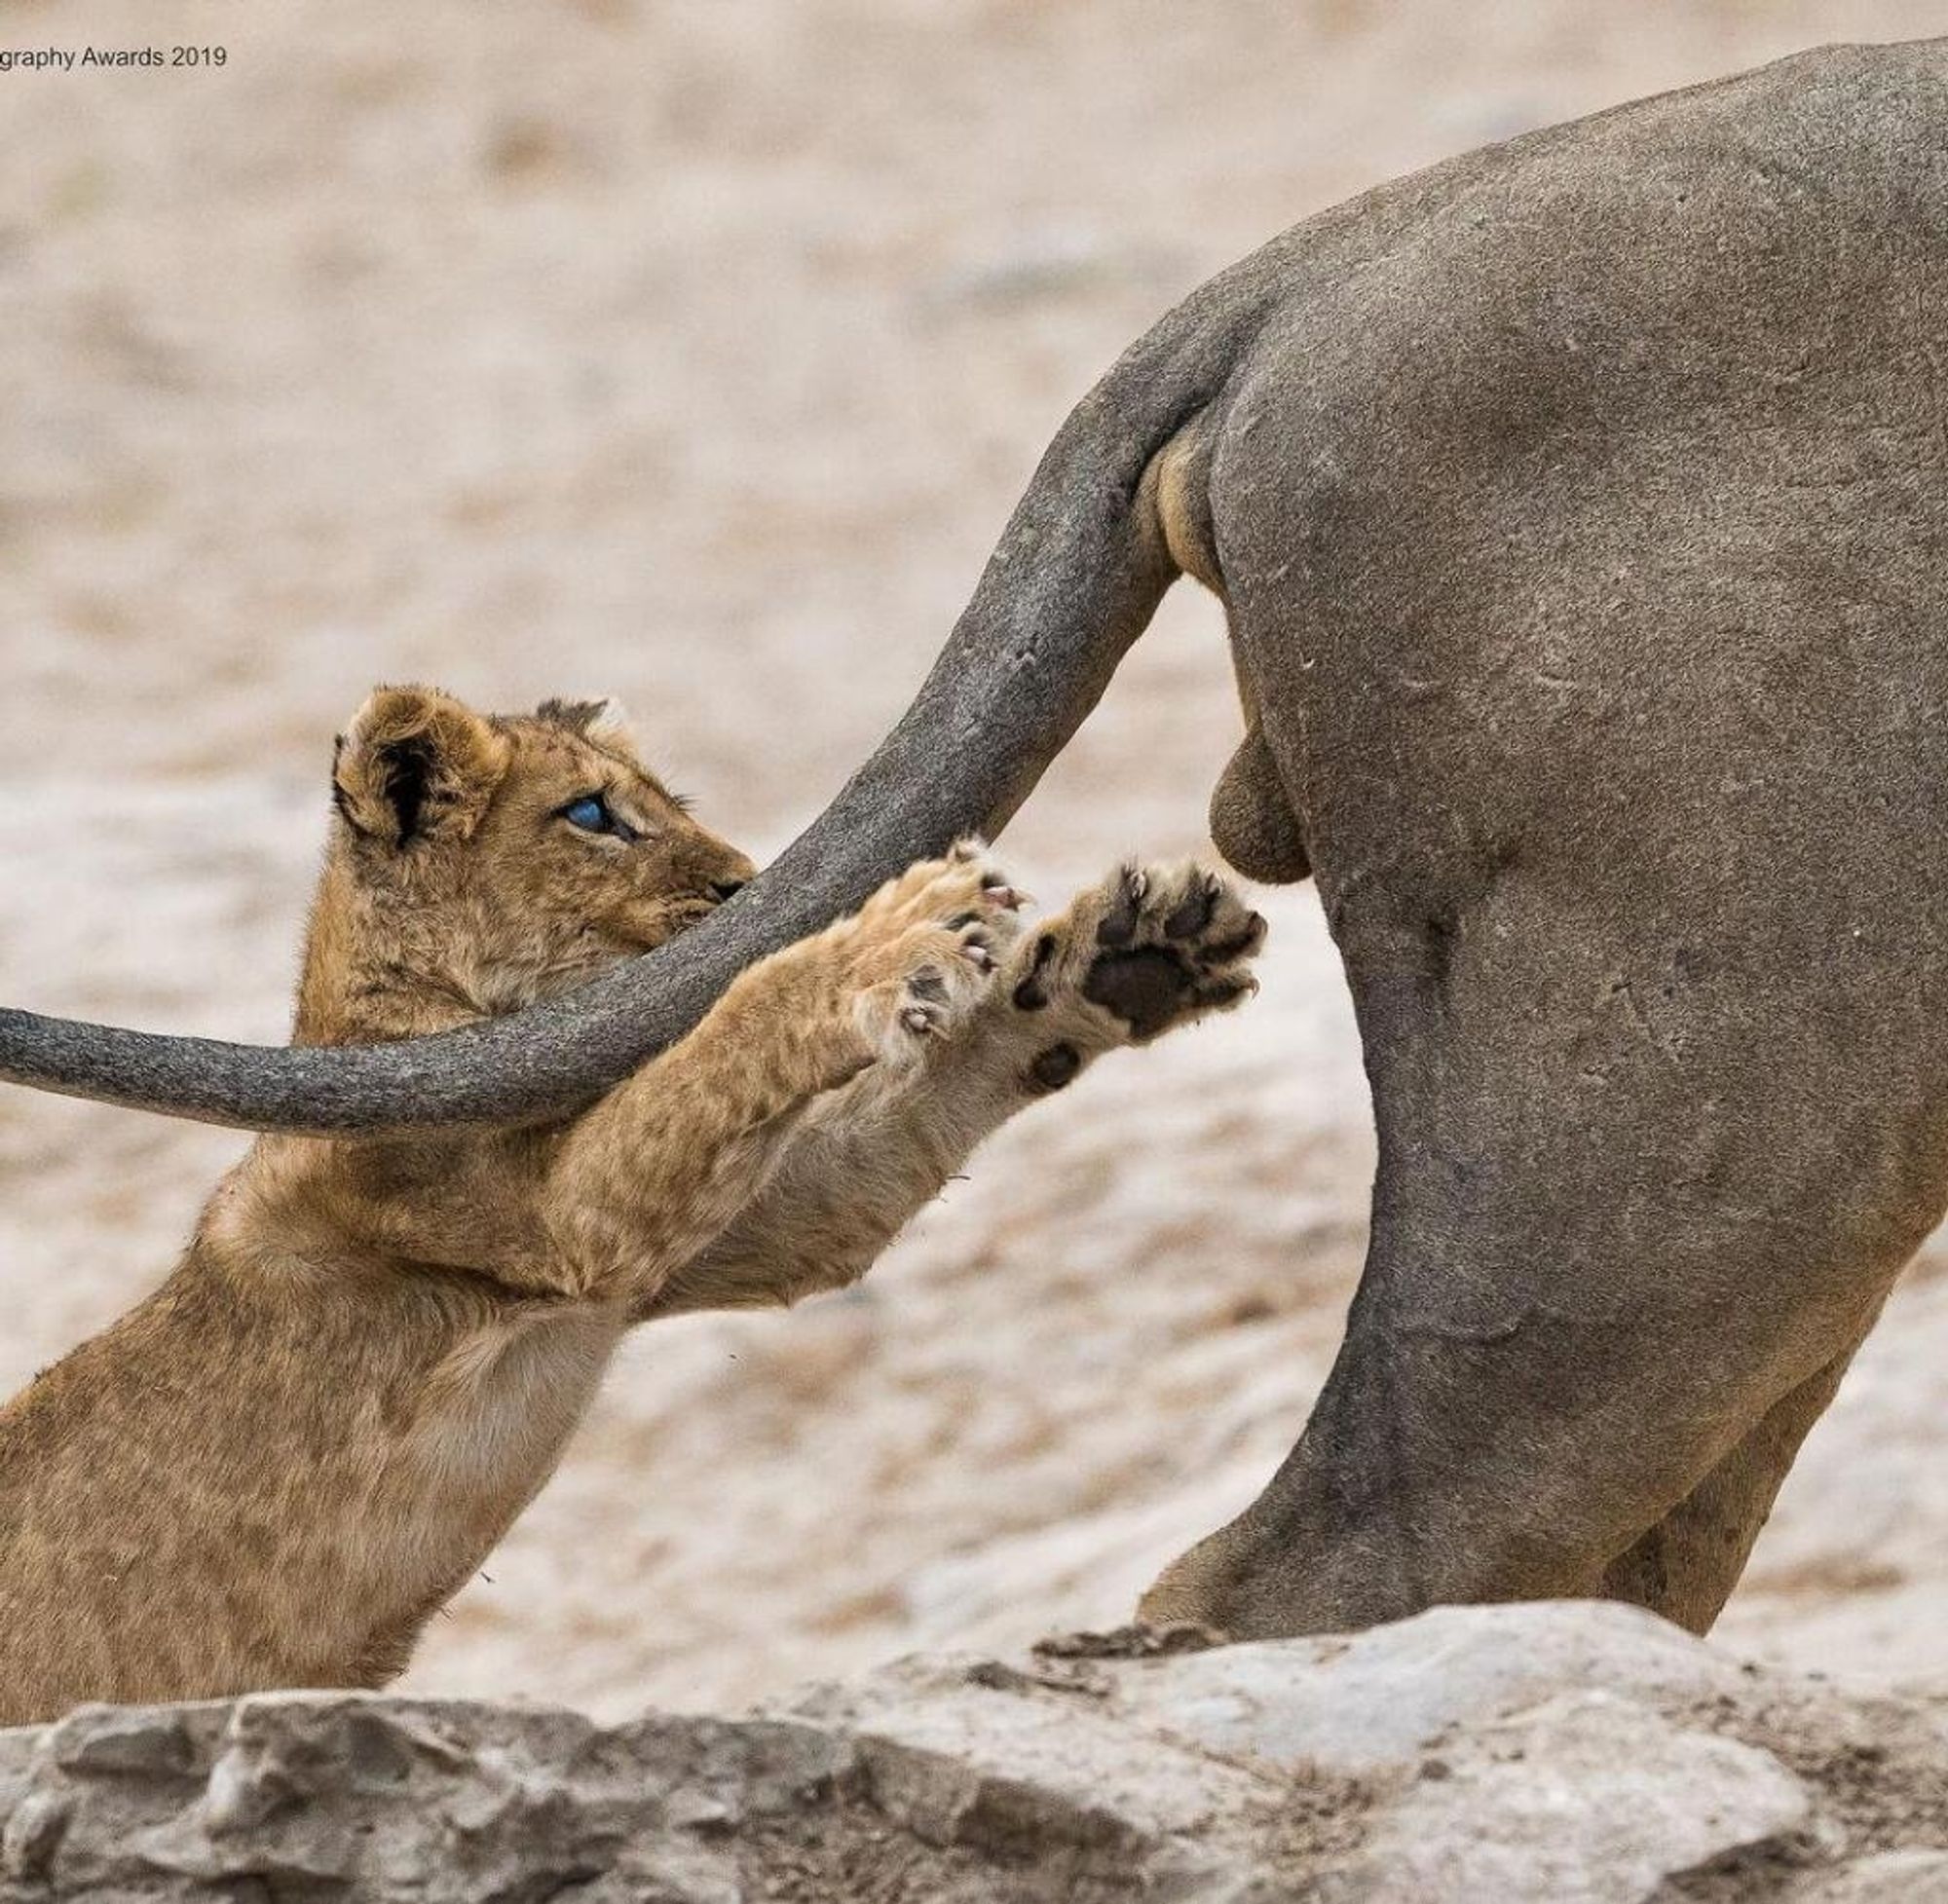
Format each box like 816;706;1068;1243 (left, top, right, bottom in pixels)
2;0;1945;1718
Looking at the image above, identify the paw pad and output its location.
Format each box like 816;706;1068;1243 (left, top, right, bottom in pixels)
1078;863;1265;1044
1028;1042;1083;1093
1013;933;1060;1011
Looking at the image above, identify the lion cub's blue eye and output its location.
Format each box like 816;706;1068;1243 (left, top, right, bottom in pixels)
563;796;613;834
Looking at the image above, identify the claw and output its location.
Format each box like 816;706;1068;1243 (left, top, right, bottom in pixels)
1195;974;1258;1012
1098;864;1145;948
1204;915;1268;964
1164;870;1219;941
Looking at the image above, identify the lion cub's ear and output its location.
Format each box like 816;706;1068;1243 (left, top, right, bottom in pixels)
536;694;636;751
332;686;511;847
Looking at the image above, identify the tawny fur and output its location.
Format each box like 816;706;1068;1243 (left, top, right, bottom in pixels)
0;687;1264;1724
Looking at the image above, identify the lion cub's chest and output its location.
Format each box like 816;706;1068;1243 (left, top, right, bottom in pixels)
402;1304;622;1529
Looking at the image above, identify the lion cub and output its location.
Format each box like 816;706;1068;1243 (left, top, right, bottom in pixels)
0;688;1265;1723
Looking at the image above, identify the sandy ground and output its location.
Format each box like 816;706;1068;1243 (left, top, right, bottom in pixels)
4;0;1948;1717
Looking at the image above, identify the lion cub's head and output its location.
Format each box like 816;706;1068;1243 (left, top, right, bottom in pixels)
296;686;755;1045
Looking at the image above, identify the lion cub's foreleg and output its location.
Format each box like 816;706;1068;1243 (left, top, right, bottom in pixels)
542;848;1018;1309
645;859;1267;1317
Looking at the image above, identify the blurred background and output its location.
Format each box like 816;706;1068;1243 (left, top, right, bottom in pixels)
3;0;1946;1715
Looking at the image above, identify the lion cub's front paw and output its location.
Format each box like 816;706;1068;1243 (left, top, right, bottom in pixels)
1014;861;1266;1044
847;841;1026;1061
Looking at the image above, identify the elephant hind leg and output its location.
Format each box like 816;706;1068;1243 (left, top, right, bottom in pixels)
1135;957;1939;1641
1597;1339;1861;1633
1139;1296;1871;1642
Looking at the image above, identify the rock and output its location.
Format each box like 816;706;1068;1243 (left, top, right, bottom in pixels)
1075;1598;1742;1776
1338;1691;1812;1904
1790;1851;1948;1901
0;1602;1944;1900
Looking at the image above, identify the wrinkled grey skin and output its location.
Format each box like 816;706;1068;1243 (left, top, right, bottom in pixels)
1145;37;1948;1638
6;39;1948;1637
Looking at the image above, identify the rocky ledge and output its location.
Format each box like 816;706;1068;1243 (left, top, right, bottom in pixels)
2;1602;1945;1902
